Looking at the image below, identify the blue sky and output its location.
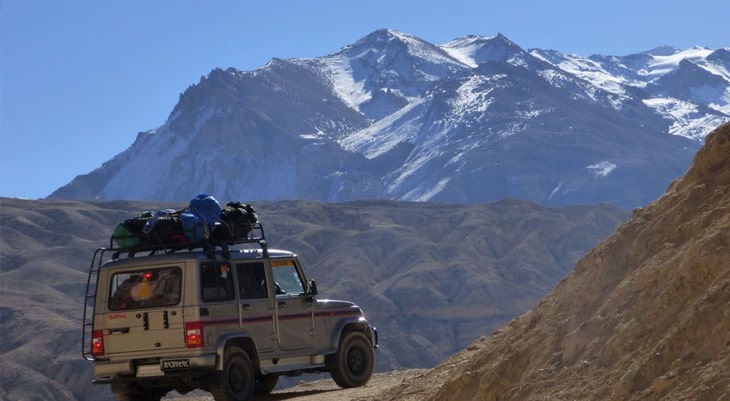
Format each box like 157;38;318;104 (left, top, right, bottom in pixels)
1;0;728;199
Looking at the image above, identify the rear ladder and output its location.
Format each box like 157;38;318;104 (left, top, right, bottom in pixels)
81;248;108;361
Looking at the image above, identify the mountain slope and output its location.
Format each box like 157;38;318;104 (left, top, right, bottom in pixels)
49;30;729;208
373;122;730;401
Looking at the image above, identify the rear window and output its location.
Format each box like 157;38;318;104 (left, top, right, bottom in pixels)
236;262;268;299
108;267;182;311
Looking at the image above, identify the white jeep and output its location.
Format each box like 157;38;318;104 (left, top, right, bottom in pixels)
82;224;377;401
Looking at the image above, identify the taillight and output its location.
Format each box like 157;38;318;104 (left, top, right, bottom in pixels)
91;330;105;356
185;322;204;348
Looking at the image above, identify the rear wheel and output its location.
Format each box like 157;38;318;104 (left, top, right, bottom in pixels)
327;331;374;388
210;346;255;401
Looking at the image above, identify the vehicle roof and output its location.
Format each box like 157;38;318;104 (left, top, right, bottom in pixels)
101;248;296;269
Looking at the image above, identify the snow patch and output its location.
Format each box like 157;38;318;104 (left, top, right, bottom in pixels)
532;51;630;96
548;183;563;200
587;162;616;178
441;35;499;68
643;47;714;79
320;54;371;110
339;98;425;158
300;129;326;140
386;129;449;194
101;127;189;199
405;177;451;202
643;97;728;140
448;75;497;115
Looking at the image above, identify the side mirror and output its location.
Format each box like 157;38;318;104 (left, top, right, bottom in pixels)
306;280;318;298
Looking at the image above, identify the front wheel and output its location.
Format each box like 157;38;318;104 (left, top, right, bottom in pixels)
210;346;255;401
327;331;374;388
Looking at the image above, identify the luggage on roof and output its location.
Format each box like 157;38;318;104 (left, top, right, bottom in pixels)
109;195;261;257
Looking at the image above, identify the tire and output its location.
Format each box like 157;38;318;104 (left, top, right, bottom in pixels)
327;331;374;388
254;374;279;395
210;346;255;401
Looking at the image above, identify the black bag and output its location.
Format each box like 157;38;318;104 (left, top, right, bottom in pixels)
121;212;155;248
146;215;187;245
117;210;187;249
213;202;258;243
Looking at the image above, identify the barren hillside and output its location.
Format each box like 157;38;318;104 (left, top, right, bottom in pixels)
373;123;730;400
0;197;625;401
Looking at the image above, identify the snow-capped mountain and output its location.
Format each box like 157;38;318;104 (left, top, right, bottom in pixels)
50;29;730;208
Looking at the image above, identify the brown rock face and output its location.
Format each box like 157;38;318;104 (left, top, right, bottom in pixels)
377;123;730;401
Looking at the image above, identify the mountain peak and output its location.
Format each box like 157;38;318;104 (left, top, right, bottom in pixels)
336;28;461;71
441;32;525;67
344;28;430;54
325;29;465;119
443;32;515;47
641;45;681;56
371;28;414;41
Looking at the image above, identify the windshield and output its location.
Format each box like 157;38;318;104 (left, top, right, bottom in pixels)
108;267;182;311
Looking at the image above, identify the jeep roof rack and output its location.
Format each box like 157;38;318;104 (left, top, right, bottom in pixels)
107;222;268;260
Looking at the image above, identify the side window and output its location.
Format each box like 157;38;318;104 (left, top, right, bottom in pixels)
200;262;234;302
235;262;268;299
271;260;305;296
108;267;181;311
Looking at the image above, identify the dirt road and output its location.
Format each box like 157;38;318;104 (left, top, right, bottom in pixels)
170;369;427;401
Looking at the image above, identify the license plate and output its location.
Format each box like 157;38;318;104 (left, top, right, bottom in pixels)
161;359;190;370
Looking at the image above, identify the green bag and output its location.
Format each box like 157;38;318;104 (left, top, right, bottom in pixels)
112;222;139;248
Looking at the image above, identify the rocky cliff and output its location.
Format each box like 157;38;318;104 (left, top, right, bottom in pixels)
376;123;730;400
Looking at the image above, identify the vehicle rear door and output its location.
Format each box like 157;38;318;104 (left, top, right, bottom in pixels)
102;265;185;354
234;261;276;353
197;260;239;342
